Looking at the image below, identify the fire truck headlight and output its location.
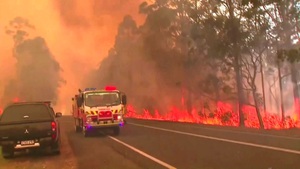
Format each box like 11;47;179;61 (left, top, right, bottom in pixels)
117;115;122;120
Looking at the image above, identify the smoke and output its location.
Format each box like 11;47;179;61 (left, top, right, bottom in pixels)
0;0;146;113
0;16;63;106
86;14;188;114
3;38;63;105
52;0;147;113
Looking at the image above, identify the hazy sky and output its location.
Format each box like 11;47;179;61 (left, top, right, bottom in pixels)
0;0;146;112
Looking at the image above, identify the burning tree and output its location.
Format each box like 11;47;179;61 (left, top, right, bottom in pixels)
86;0;300;129
257;0;300;122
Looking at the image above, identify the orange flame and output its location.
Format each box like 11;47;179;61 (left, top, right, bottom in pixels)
125;101;300;130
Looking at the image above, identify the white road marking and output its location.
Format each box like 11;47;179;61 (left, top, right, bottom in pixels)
186;125;300;140
109;136;177;169
129;122;300;155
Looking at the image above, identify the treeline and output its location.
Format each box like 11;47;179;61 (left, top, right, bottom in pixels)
87;0;300;128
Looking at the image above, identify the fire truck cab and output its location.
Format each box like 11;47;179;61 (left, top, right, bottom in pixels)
72;86;127;137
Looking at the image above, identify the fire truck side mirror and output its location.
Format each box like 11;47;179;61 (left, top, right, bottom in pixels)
122;95;127;105
77;97;83;107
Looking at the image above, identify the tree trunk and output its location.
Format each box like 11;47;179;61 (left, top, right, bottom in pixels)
291;63;300;116
260;54;266;113
234;55;245;126
277;60;285;121
228;0;245;126
252;89;264;129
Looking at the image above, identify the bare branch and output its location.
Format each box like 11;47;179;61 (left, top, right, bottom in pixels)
267;80;280;109
275;3;283;23
241;58;252;77
262;5;278;27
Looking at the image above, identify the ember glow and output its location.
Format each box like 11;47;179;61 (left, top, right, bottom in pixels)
125;101;300;129
12;97;20;103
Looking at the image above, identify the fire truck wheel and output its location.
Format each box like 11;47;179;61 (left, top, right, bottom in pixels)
113;127;120;136
74;119;82;132
82;126;90;137
75;125;81;132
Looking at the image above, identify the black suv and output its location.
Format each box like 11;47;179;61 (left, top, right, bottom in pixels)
0;101;62;158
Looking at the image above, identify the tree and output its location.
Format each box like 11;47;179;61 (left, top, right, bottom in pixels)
86;0;298;128
5;17;35;54
238;3;272;128
190;0;248;126
261;0;300;120
2;17;63;106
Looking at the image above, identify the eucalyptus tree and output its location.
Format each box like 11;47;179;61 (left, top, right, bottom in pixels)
254;0;300;120
2;17;63;105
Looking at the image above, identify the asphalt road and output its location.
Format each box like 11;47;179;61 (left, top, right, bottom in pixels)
1;116;300;169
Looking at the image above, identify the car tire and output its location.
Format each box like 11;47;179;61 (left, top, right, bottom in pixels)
51;142;61;155
51;147;61;155
1;146;14;159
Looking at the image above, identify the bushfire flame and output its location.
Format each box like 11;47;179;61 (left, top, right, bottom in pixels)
125;101;300;130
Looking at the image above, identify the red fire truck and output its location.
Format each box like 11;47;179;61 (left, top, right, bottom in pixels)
72;86;127;137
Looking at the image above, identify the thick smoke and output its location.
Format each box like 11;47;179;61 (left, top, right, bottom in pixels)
86;14;191;114
1;17;63;106
88;16;159;112
51;0;147;113
0;0;146;113
54;0;146;28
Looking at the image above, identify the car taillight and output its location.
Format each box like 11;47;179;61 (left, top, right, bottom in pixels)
51;122;57;140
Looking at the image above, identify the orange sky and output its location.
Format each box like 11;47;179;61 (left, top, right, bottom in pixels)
0;0;146;113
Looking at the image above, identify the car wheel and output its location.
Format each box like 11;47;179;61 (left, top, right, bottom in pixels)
51;142;61;155
52;148;61;155
1;146;14;159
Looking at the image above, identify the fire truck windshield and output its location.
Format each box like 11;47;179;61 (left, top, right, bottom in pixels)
84;92;120;107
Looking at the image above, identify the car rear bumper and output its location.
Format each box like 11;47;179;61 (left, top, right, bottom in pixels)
0;137;58;149
85;120;123;129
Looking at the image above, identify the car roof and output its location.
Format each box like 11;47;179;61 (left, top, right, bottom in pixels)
83;90;120;94
5;101;52;108
10;101;51;104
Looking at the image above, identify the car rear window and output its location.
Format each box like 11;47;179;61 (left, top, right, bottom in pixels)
0;104;53;123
